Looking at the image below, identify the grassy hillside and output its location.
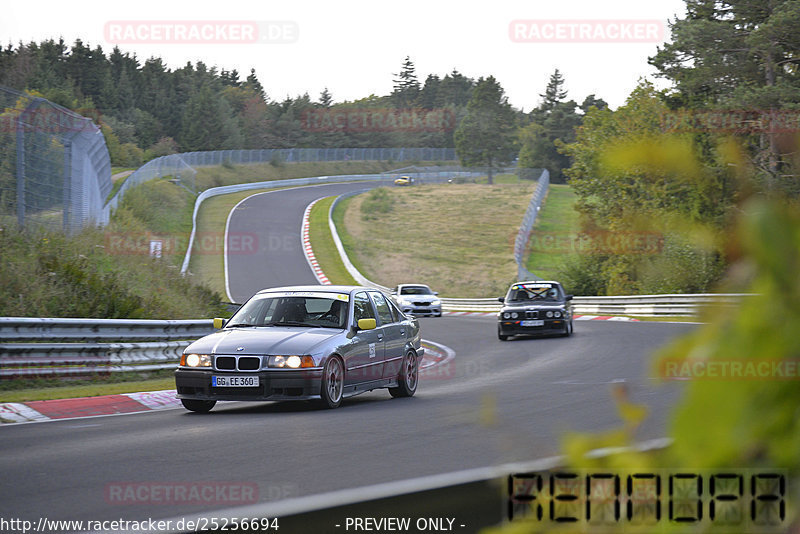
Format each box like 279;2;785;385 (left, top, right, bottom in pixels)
333;183;537;298
0;161;435;318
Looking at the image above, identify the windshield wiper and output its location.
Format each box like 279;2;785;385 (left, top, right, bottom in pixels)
265;321;322;328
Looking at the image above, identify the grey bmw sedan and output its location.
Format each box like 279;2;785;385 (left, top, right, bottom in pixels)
175;285;423;412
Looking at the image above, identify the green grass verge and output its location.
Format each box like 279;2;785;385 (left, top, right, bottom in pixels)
189;187;278;299
0;374;176;403
474;173;521;184
308;196;358;286
331;195;374;279
333;183;537;297
524;183;581;280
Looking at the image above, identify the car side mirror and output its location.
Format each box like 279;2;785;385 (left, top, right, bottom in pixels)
565;295;573;301
213;317;227;329
434;291;439;296
498;297;505;303
356;318;377;331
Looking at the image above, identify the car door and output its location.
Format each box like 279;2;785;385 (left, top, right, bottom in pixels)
345;291;385;387
370;291;405;379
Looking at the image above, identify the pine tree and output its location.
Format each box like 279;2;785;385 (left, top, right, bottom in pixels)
539;69;568;112
454;76;517;183
245;68;266;101
391;56;420;108
319;87;333;107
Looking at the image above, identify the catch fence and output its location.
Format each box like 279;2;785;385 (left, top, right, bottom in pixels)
0;86;111;232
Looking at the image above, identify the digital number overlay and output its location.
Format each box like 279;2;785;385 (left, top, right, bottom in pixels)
507;469;787;531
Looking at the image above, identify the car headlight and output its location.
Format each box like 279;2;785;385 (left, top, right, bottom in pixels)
511;312;518;319
268;355;315;368
554;310;562;318
181;353;211;367
502;312;510;319
431;299;441;306
546;311;553;318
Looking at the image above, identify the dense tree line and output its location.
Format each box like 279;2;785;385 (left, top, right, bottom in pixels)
0;41;604;175
0;42;490;166
557;0;800;295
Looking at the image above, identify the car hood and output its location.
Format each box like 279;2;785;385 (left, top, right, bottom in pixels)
501;301;567;311
184;327;342;356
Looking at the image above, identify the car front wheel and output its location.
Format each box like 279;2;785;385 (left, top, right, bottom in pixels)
563;320;573;337
389;350;418;398
498;325;509;341
181;399;216;413
319;356;344;409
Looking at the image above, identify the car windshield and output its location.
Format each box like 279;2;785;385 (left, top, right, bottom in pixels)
227;295;348;329
506;284;561;302
400;286;433;295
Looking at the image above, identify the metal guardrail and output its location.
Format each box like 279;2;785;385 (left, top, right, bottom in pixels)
0;294;750;378
441;293;753;316
515;169;549;280
0;318;214;378
0;317;214;342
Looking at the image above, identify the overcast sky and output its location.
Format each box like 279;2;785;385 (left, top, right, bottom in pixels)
2;0;687;111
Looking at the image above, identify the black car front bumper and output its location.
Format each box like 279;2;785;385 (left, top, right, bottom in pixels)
175;368;324;401
498;319;569;336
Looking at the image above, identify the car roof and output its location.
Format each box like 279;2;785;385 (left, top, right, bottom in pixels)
255;285;372;295
510;280;563;287
397;283;431;288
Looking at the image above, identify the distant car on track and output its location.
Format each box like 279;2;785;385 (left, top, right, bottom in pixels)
175;285;423;412
392;283;442;317
497;280;573;340
394;175;415;186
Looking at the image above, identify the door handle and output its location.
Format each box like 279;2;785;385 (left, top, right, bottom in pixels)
377;334;384;341
400;329;405;335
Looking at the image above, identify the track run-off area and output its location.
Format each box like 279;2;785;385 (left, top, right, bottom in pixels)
0;180;693;530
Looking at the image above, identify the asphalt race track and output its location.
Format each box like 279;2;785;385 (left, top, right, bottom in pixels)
224;180;382;303
0;181;693;530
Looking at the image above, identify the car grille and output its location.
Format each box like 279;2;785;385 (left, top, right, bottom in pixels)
525;310;539;319
215;356;262;371
413;301;431;307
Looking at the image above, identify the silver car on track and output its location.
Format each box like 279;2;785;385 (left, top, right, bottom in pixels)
175;285;423;412
392;284;442;317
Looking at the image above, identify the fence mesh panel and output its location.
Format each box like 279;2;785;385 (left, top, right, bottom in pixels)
0;86;111;232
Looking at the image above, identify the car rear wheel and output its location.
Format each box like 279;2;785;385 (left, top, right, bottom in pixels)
389;350;418;398
181;399;216;413
319;356;344;409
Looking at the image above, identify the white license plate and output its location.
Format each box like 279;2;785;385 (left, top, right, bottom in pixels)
212;375;259;387
521;320;544;327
